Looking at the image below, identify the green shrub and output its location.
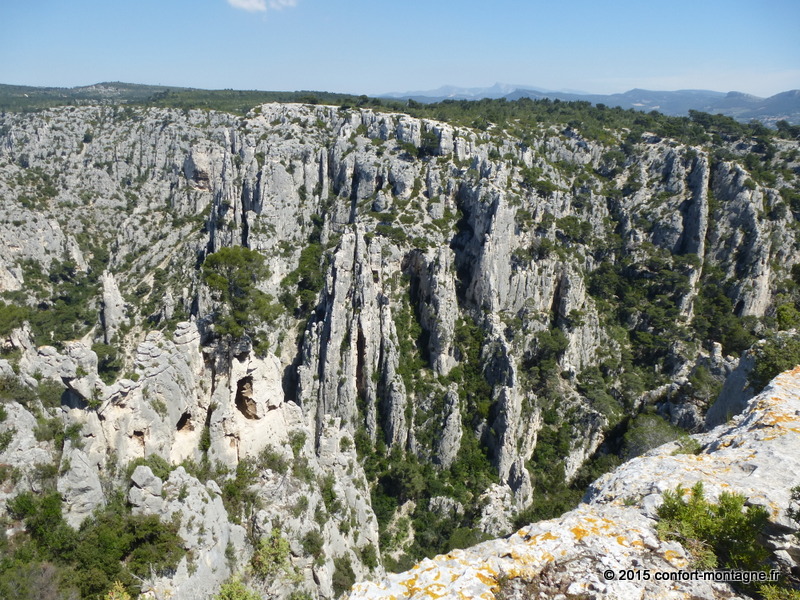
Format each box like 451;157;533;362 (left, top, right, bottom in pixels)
280;243;324;314
251;528;298;581
0;301;29;337
36;380;65;409
291;495;309;517
0;429;14;452
125;454;173;481
750;333;800;391
0;375;37;408
221;458;260;523
301;529;324;558
320;473;341;514
656;482;769;570
257;444;289;474
93;343;122;385
288;430;307;458
33;417;81;452
332;556;356;597
214;577;261;600
360;544;379;569
202;246;280;348
6;490;184;599
622;411;683;459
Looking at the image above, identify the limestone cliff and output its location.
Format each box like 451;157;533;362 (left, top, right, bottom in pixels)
0;101;798;599
349;367;800;599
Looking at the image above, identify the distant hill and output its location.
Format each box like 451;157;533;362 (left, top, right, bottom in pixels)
381;84;800;125
0;82;361;114
2;81;799;125
0;82;178;111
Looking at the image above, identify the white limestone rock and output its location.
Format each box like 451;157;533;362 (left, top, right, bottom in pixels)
100;271;128;344
57;442;105;528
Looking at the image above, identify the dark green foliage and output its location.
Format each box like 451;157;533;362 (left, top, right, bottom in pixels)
33;417;81;452
332;556;356;597
0;375;37;408
656;482;769;573
776;303;800;331
393;291;427;396
519;165;560;197
749;333;800;391
517;421;581;524
0;300;29;336
692;266;756;355
0;428;14;452
417;129;440;158
280;242;324;314
202;246;279;350
320;473;341;514
250;528;294;580
257;445;289;474
36;380;65;410
301;529;324;558
515;418;621;528
687;365;722;406
450;317;493;419
622;409;683;459
589;251;695;367
125;454;173;481
4;491;184;599
366;436;497;566
522;327;568;392
220;458;261;524
364;301;499;566
359;544;379;569
9;258;102;347
92;343;122;385
555;216;591;243
577;366;623;424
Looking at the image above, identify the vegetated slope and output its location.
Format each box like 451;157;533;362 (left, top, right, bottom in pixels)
0;99;798;599
350;366;800;600
384;84;800;125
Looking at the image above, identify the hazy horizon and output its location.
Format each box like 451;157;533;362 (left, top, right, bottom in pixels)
2;0;798;98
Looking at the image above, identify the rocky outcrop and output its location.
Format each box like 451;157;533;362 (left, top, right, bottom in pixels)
1;101;798;600
132;466;248;600
349;367;800;599
100;271;128;344
57;443;105;528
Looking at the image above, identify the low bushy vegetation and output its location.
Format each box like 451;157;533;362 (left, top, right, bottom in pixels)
750;332;800;391
657;482;769;570
202;246;280;353
1;491;184;599
653;482;800;596
214;577;261;600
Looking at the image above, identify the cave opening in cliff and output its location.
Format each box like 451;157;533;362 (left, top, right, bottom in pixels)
235;376;258;419
176;412;193;432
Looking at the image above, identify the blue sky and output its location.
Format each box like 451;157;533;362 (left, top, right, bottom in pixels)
1;0;798;96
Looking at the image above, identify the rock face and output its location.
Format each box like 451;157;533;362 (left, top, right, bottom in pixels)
349;367;800;599
0;101;798;599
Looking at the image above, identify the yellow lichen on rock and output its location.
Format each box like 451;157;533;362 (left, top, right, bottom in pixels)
571;526;589;540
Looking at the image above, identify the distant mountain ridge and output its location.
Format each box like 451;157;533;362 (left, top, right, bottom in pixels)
381;83;800;125
2;81;798;125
